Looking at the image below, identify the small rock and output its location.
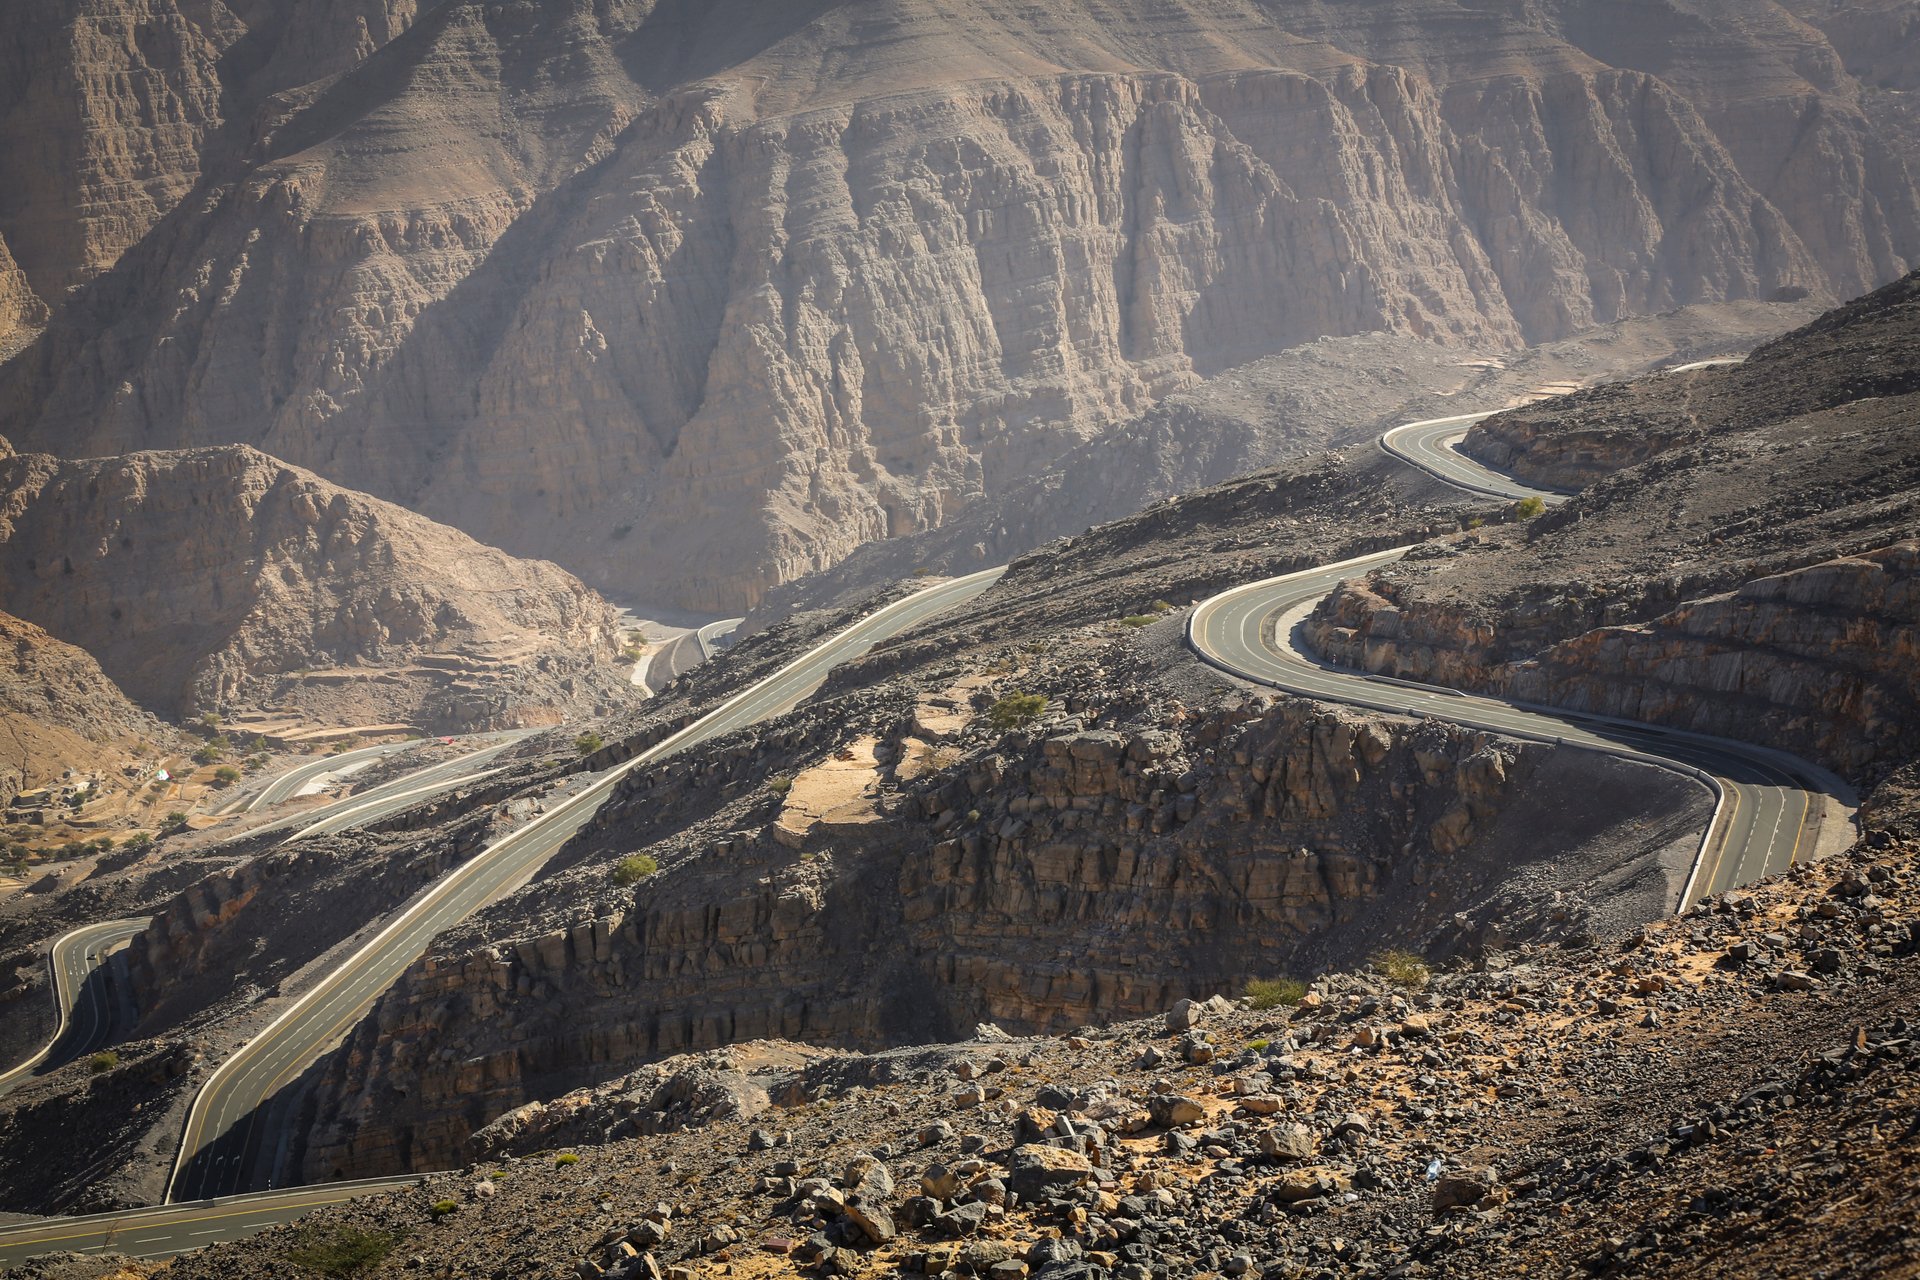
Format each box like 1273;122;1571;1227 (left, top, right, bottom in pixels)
844;1154;894;1198
1433;1165;1502;1213
1332;1110;1372;1137
1149;1095;1206;1127
937;1201;993;1237
921;1163;963;1200
1269;1167;1352;1203
845;1198;896;1246
1006;1144;1093;1200
1258;1123;1317;1161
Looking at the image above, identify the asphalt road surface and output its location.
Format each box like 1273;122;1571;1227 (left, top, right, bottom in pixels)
1197;411;1842;908
271;734;535;844
0;1177;417;1267
646;616;745;689
0;917;147;1095
238;741;416;812
167;567;1006;1206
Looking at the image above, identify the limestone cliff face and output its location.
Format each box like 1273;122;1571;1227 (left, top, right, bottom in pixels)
0;445;636;730
1510;545;1920;775
3;0;1915;609
294;697;1702;1179
0;0;419;324
0;236;47;356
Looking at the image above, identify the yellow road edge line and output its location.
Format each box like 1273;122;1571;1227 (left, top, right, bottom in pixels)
1;1187;392;1249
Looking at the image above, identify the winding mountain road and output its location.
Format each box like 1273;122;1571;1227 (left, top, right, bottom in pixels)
1197;408;1846;905
0;396;1848;1267
0;1177;418;1267
0;917;147;1096
167;568;1006;1204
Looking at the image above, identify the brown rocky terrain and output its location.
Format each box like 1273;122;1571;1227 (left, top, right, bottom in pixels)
257;431;1738;1188
2;0;1916;608
751;299;1821;618
53;760;1920;1280
0;443;641;732
0;608;171;804
1308;271;1920;779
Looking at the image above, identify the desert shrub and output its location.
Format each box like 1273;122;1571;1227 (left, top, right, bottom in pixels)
430;1199;458;1217
553;1152;580;1167
212;765;241;787
767;774;793;795
574;731;604;756
1372;948;1431;989
88;1051;118;1074
620;646;646;663
1119;615;1158;628
125;832;153;851
1149;599;1173;612
1511;495;1546;519
163;811;189;832
610;854;658;886
1245;977;1308;1009
285;1226;398;1277
191;744;223;766
1247;1038;1271;1052
988;692;1047;730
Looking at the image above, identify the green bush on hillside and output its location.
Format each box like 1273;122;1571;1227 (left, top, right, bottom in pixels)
611;854;658;886
1244;977;1308;1009
988;692;1047;730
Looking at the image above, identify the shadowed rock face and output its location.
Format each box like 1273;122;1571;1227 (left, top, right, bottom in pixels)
0;444;636;730
3;0;1916;609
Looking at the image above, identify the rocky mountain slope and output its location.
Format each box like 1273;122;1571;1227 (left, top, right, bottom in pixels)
0;608;169;803
270;432;1729;1186
0;283;1905;1236
751;299;1820;619
0;443;639;731
69;765;1920;1280
3;0;1916;608
1308;270;1920;779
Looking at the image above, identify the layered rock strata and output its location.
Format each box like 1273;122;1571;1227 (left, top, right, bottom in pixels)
4;0;1916;606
